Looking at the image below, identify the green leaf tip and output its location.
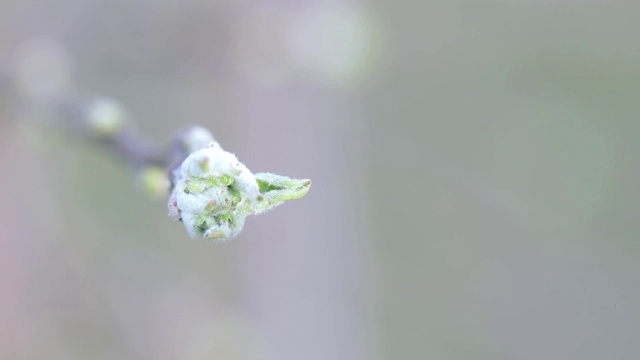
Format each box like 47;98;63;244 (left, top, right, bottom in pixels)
252;173;311;214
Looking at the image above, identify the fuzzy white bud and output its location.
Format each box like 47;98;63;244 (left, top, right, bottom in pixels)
169;143;258;241
168;139;311;241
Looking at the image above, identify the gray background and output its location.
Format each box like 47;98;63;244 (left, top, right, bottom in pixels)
1;1;639;359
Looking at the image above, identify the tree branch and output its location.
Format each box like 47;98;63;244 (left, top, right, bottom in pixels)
1;70;311;241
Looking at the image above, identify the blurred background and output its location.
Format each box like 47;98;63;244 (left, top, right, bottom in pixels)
1;0;640;359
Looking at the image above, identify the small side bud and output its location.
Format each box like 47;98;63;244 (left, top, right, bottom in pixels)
86;97;127;137
137;166;170;200
180;126;216;154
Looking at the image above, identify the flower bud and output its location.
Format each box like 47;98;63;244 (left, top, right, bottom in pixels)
169;144;257;240
168;141;311;241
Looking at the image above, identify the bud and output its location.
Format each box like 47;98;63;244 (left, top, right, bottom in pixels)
168;142;311;241
179;126;216;154
86;97;127;137
137;166;170;199
170;143;257;240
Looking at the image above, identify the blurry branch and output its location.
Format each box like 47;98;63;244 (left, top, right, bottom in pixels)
50;96;171;167
0;42;311;241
